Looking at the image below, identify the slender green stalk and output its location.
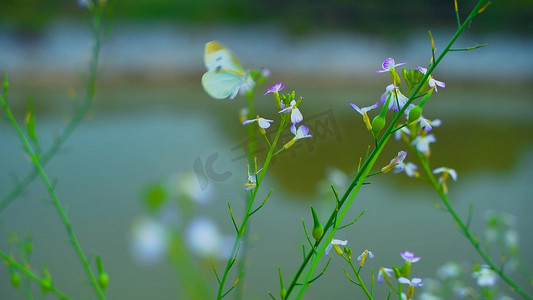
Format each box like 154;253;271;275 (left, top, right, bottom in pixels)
0;7;105;213
216;115;289;299
416;152;533;300
168;230;213;299
234;93;258;300
0;94;105;300
0;251;70;300
344;258;373;299
285;2;489;298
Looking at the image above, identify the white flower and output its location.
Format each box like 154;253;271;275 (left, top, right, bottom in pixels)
168;171;213;204
437;261;463;279
419;293;443;300
378;267;394;283
350;102;379;130
131;217;168;265
381;84;409;111
382;151;407;173
186;217;223;257
325;239;348;255
357;249;374;266
279;99;304;124
418;67;446;92
376;58;406;73
504;229;519;248
395;126;411;140
399;277;424;287
412;134;436;153
419;117;441;132
400;162;418;177
473;266;497;287
433;167;458;182
243;115;274;129
283;124;312;149
244;164;259;191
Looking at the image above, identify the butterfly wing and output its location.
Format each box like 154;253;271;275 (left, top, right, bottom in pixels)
201;69;246;100
204;41;243;72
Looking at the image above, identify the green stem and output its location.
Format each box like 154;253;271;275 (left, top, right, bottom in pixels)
294;136;389;299
285;2;489;298
0;94;105;300
0;251;70;300
0;8;104;213
234;93;258;300
416;152;533;300
216;115;288;299
346;259;373;299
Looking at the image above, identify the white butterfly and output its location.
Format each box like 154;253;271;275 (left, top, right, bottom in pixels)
201;41;255;100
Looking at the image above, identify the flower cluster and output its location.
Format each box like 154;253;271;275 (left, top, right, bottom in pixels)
241;82;313;190
378;251;424;300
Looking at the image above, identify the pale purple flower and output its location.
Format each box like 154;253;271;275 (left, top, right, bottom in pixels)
357;250;375;261
350;102;379;114
433;167;458;182
433;167;457;193
291;124;312;140
376;58;406;73
394;126;411;140
399;277;424;287
186;217;223;257
325;239;348;255
381;84;409;111
419;117;442;132
473;266;497;287
437;262;463;279
243;116;274;129
283;124;312;149
398;162;418;177
378;267;394;283
418;67;446;92
131;217;168;265
244;165;258;191
412;134;436;153
264;82;286;96
400;251;421;263
261;68;271;77
382;151;407;173
350;102;379;130
244;173;257;191
279;99;303;124
357;249;374;266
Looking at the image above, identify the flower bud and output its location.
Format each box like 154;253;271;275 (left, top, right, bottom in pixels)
96;256;109;290
344;247;352;260
371;116;385;137
393;266;402;279
10;272;20;287
98;272;109;291
407;106;422;125
280;288;286;299
407;285;415;299
333;244;344;256
41;276;52;293
3;74;9;95
403;261;412;277
310;206;323;241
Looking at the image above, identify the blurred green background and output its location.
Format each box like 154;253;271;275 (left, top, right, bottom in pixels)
1;0;533;299
2;0;532;34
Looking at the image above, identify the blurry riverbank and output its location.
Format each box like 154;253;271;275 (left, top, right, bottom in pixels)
2;20;533;86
